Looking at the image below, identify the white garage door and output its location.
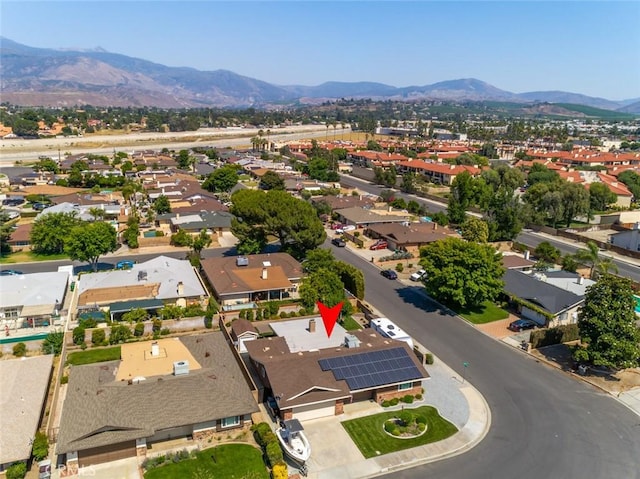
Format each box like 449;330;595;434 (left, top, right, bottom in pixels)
292;402;335;421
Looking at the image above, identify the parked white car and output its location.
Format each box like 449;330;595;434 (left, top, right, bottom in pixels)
337;225;356;234
410;269;426;281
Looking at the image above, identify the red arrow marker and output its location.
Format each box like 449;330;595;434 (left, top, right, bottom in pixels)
317;301;343;338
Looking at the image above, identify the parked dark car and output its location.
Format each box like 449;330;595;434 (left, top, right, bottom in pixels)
508;319;537;332
380;269;398;280
331;237;346;247
0;269;24;276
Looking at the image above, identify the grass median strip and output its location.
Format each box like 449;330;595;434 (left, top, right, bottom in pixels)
341;405;458;458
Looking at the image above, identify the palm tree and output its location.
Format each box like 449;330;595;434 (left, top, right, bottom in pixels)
574;240;600;279
88;207;105;221
595;257;618;278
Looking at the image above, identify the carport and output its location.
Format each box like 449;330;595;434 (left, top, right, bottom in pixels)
109;298;163;321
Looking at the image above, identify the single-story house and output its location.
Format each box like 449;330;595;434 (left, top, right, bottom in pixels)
0;355;54;472
503;269;594;326
76;256;208;319
156;211;234;235
501;253;536;271
246;323;428;421
200;253;303;311
609;224;640;252
231;318;260;353
6;223;32;250
365;222;458;254
333;207;410;228
0;271;68;331
56;333;258;470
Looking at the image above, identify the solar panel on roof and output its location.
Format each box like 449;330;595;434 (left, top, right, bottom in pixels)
318;347;423;391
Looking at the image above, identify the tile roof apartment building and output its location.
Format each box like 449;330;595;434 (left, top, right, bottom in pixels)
56;333;258;470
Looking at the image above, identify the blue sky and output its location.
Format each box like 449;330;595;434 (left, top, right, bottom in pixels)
2;1;639;100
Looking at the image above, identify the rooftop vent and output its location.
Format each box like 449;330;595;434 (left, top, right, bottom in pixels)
344;334;361;348
138;270;148;281
151;341;159;357
173;360;190;376
236;256;249;267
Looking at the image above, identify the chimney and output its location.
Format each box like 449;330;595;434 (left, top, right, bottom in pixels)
177;281;184;295
151;341;159;357
433;222;437;231
262;268;268;280
309;318;316;333
578;276;584;285
524;250;530;260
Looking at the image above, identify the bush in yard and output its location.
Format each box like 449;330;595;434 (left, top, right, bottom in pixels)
252;423;274;446
272;462;288;479
12;342;26;357
72;326;86;345
6;462;27;479
415;393;423;400
160;327;171;335
246;309;254;321
280;311;288;318
134;322;145;337
32;430;49;461
401;394;414;404
381;400;391;407
530;324;580;349
204;316;213;329
390;397;399;406
415;415;427;425
384;421;398;434
396;263;404;272
266;440;284;467
109;324;132;344
91;328;106;345
424;353;434;365
61;375;68;384
399;410;413;425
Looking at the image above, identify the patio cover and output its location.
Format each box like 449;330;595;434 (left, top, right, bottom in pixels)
109;298;163;314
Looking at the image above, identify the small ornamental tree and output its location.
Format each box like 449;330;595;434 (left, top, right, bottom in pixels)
574;274;640;370
32;430;49;461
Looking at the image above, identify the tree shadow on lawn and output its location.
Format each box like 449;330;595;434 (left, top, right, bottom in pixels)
395;286;455;317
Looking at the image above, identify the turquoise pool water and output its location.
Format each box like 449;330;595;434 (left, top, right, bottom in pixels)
0;332;48;344
634;295;640;313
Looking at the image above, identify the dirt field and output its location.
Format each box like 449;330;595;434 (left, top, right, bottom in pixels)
531;343;640;394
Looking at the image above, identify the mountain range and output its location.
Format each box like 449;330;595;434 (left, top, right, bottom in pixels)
1;38;639;113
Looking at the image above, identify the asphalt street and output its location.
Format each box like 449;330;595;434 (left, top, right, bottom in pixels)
339;174;640;282
330;244;640;479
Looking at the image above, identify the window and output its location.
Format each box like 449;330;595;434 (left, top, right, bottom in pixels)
221;416;240;428
1;307;19;318
398;382;413;391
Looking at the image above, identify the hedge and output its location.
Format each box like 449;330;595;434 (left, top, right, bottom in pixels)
530;324;580;349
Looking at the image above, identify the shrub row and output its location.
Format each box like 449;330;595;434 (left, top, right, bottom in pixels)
142;449;195;470
251;422;283;468
530;324;580;349
381;393;422;408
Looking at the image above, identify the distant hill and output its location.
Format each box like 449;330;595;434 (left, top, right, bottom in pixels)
1;37;637;112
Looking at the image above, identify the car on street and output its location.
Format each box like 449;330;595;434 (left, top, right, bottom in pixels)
410;269;426;281
508;318;538;332
369;240;388;250
331;237;346;247
38;459;51;479
380;269;398;280
336;224;356;234
0;269;24;276
331;223;345;230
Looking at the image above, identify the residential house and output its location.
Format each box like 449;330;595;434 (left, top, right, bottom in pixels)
333;207;410;228
501;253;536;271
76;256;208;319
0;355;54;472
0;271;68;331
56;333;258;469
502;269;594;326
200;253;303;311
245;322;429;421
6;223;32;251
609;223;640;252
365;222;459;255
156;210;234;237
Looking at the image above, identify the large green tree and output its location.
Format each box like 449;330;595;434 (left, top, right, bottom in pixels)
66;222;117;271
460;217;489;243
588;182;617;213
561;182;590;227
447;171;475;225
419;237;505;309
230;189;325;257
153;195;172;214
574;275;640;370
259;170;286;190
202;165;239;193
30;212;81;255
299;268;347;312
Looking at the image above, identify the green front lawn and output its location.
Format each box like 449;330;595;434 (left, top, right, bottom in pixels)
144;444;268;479
458;301;509;324
67;346;121;365
341;405;458;458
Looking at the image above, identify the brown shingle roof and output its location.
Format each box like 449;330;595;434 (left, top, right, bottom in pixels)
201;254;303;297
56;333;257;454
246;330;428;409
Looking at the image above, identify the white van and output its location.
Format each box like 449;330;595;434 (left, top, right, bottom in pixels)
410;269;426;281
